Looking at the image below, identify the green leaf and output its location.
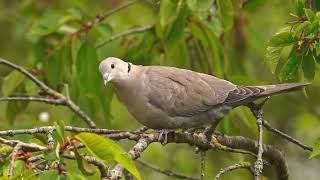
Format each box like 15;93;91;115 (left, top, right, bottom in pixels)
74;147;96;176
29;8;81;37
6;101;29;125
295;0;306;17
54;120;65;144
304;8;316;22
38;170;59;180
0;145;13;157
310;138;320;158
279;55;301;82
76;42;101;94
165;3;190;46
292;21;311;37
302;52;315;80
44;45;72;85
268;31;296;47
306;20;319;35
3;160;25;178
217;0;234;31
264;46;283;74
315;42;320;58
67;172;87;180
156;0;179;38
75;133;141;180
1;70;25;96
187;0;214;12
94;23;113;45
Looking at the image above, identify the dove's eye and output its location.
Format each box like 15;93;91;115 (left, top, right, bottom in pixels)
111;64;115;69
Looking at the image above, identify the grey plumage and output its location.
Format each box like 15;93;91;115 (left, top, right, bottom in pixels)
99;57;308;129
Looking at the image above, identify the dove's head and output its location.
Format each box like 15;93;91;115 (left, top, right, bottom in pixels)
99;57;132;86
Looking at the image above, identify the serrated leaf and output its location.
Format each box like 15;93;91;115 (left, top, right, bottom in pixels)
165;3;190;46
187;0;214;12
295;0;306;17
45;47;68;84
74;148;96;176
67;172;87;180
76;42;101;94
292;21;311;37
6;101;29;125
279;55;301;82
268;31;296;47
310;138;320;158
3;160;25;178
75;133;141;180
54;121;65;144
24;79;38;95
0;145;13;157
38;170;59;180
156;0;179;38
264;46;283;74
315;42;320;58
217;0;234;31
304;8;316;22
29;9;81;37
71;36;81;64
55;142;60;159
306;20;319;34
302;52;315;80
1;70;25;96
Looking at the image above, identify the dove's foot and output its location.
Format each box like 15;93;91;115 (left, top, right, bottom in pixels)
154;129;174;145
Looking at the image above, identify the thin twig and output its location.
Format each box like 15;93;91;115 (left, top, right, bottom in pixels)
0;97;64;105
137;160;200;180
74;0;140;35
200;151;206;180
101;0;140;19
46;128;54;150
214;162;253;180
248;103;264;180
9;144;21;178
0;126;125;136
0;58;96;128
262;120;312;151
0;137;47;152
96;25;154;48
62;153;108;179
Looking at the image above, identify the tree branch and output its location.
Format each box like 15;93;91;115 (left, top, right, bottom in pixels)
216;134;289;180
109;137;153;179
262;120;312;151
96;25;154;48
214;162;253;180
200;151;206;180
247;102;264;180
0;58;96;128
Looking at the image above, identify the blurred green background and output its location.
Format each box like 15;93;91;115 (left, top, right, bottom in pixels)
0;0;320;179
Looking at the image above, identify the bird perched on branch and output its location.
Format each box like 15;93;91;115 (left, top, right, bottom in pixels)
99;57;308;130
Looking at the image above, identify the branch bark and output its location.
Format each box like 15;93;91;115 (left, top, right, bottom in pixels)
0;58;96;128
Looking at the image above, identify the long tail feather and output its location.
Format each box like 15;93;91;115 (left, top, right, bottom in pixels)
257;82;310;97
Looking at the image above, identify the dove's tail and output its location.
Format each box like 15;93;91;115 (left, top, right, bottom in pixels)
256;82;310;97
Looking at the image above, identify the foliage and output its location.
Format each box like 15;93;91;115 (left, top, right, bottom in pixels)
0;0;319;179
265;0;320;81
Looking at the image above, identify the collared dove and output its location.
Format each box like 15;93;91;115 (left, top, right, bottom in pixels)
99;57;308;129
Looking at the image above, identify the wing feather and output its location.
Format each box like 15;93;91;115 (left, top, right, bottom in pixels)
143;66;237;117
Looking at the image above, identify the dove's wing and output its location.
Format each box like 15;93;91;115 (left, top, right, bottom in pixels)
143;66;240;118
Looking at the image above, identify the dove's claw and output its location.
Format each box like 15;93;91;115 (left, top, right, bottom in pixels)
154;129;174;145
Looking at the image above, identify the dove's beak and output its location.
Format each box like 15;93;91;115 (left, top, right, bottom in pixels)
103;73;110;86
